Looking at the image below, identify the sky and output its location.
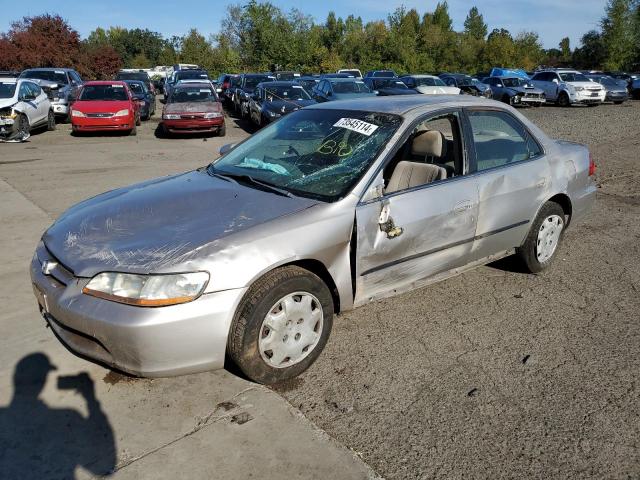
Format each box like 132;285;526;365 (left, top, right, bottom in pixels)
0;0;606;50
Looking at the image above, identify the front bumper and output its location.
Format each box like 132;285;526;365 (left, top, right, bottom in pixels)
571;91;605;104
162;117;224;133
72;115;134;132
605;92;628;102
0;117;17;137
30;243;246;377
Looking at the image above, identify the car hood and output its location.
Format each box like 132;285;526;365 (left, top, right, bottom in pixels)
415;85;460;95
376;88;417;96
508;86;544;95
42;170;319;277
72;100;131;113
0;98;18;109
164;101;222;114
565;81;602;89
263;99;315;113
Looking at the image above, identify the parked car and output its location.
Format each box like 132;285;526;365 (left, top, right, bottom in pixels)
337;69;363;79
217;73;239;101
439;73;492;97
160;82;225;137
248;81;315;127
530;69;605;106
483;76;545;107
294;76;319;93
0;70;20;78
233;73;275;118
363;70;397;78
319;73;354;79
164;69;210;100
398;75;460;95
311;78;376;102
363;78;417;96
586;75;628;104
489;68;530;80
19;68;83;121
273;71;300;81
123;80;156;119
631;78;640;99
116;70;155;95
30;96;596;383
70;81;140;136
0;78;55;141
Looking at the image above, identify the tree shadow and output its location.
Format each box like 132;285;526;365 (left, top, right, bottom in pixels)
0;353;116;479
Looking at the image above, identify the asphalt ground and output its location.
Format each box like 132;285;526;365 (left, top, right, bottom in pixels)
1;98;639;479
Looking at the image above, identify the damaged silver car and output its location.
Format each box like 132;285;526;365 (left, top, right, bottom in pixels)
31;96;596;384
1;78;56;141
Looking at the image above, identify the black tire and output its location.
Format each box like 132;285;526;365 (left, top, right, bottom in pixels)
516;202;566;273
558;92;571;107
228;266;334;384
129;124;137;136
501;94;511;105
613;101;623;105
135;114;141;126
46;110;56;131
218;123;226;137
16;113;30;137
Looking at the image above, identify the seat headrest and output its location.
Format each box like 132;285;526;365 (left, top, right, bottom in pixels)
411;130;446;158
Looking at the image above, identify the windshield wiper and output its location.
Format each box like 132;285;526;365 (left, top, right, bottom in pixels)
207;167;293;198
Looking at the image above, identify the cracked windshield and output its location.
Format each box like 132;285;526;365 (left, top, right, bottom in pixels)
209;109;401;201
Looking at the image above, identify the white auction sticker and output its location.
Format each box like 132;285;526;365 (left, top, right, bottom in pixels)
333;118;379;136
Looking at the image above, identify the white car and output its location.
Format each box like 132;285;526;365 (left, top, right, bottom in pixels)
530;69;605;106
399;75;461;95
0;78;55;141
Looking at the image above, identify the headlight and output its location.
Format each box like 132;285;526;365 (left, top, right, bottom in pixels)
574;86;584;92
203;112;222;119
266;110;280;117
163;113;180;119
114;109;130;117
82;271;209;307
71;109;85;117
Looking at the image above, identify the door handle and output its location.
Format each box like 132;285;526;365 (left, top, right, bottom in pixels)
452;200;472;215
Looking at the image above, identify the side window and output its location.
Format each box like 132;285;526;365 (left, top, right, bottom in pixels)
445;78;456;86
383;111;465;193
18;83;30;100
71;71;82;83
467;110;541;172
27;82;42;97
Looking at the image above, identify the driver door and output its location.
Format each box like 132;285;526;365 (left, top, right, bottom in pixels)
17;83;39;125
353;110;479;306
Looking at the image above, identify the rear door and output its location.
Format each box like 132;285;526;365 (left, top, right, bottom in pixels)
464;108;551;261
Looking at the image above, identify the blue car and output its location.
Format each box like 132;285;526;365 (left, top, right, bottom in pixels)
123;80;156;120
311;78;376;102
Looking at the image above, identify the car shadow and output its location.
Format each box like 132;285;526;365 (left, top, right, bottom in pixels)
153;124;222;140
0;353;117;479
486;255;531;274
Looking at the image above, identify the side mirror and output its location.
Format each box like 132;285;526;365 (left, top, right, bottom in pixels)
552;78;559;84
219;143;236;156
496;83;503;88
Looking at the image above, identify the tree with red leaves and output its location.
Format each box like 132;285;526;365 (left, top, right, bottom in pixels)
0;14;123;79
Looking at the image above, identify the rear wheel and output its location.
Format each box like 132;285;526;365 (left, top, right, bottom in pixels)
517;202;566;273
46;110;56;131
228;266;334;384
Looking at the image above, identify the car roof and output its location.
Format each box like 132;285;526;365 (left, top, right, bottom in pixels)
327;77;361;82
83;80;128;86
22;67;74;72
308;95;496;115
174;82;213;88
258;81;301;87
402;74;440;78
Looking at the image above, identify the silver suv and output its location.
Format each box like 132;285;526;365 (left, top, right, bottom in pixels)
530;69;605;106
19;68;83;120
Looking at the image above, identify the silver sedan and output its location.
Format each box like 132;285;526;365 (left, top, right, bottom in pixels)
31;96;596;384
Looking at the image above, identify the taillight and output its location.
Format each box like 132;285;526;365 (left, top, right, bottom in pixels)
588;153;596;176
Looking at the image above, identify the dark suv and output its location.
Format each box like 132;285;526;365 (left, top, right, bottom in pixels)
233;73;275;118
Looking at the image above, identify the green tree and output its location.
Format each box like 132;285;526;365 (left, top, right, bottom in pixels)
601;0;634;69
179;29;214;70
559;37;571;61
484;28;515;67
572;30;607;69
464;7;487;40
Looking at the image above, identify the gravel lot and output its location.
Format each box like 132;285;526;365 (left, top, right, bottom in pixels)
275;102;640;479
2;99;639;479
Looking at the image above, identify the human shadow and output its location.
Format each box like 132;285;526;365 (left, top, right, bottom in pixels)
0;353;116;479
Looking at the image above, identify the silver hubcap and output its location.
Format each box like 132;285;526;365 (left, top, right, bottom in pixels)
258;292;323;368
536;214;564;263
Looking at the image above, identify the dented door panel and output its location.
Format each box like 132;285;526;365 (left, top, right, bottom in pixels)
354;176;479;306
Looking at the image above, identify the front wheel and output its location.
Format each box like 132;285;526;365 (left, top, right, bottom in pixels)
218;123;226;137
517;202;566;273
557;92;571;107
228;266;334;384
46;110;56;131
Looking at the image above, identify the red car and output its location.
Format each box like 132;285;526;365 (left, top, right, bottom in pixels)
161;82;225;137
71;81;140;135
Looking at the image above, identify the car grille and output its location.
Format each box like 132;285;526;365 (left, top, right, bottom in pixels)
178;113;205;119
86;113;114;118
524;93;542;99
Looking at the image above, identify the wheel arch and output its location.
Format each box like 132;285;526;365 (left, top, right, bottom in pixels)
547;192;573;227
277;259;342;314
